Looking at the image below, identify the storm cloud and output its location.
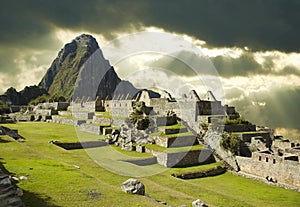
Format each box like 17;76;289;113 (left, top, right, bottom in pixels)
1;0;300;52
1;0;300;136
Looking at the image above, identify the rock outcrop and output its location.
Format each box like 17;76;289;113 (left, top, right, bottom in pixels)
39;34;101;99
0;126;24;140
0;171;24;207
121;178;145;195
39;33;139;100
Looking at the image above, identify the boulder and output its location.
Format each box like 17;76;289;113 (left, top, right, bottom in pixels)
192;199;208;207
121;178;145;195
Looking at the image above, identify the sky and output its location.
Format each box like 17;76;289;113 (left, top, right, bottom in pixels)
1;0;300;138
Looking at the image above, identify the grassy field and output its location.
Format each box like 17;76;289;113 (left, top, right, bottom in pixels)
1;122;300;207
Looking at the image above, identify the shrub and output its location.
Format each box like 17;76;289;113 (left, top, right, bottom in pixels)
220;133;242;155
0;100;10;114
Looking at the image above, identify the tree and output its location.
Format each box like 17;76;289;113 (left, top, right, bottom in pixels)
0;100;10;114
220;133;242;155
29;94;50;105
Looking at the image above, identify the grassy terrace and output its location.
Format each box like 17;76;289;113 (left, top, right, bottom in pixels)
145;144;204;153
169;162;224;176
151;131;194;138
232;131;270;135
1;122;300;207
95;111;112;118
159;123;185;129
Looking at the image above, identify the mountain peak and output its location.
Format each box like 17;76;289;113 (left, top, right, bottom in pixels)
38;34;102;98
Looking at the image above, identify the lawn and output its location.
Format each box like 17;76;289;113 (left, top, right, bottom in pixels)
1;122;300;207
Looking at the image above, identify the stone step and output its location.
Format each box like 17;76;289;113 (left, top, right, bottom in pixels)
151;132;197;148
158;125;188;135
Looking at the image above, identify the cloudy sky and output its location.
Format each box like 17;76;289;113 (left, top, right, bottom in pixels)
1;0;300;138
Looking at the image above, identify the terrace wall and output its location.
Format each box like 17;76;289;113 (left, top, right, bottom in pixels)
236;152;300;187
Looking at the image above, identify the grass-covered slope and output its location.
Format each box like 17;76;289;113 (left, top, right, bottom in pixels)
1;122;300;207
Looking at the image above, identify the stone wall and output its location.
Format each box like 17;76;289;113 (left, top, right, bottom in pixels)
224;124;256;133
37;102;69;111
153;134;196;148
53;141;106;150
73;112;94;120
274;139;300;149
69;99;102;112
35;109;58;116
111;117;127;127
198;100;224;115
155;116;177;126
58;111;72;116
239;132;271;143
149;99;179;116
157;127;188;135
12;114;34;122
236;152;300;187
93;116;112;125
203;130;240;171
79;123;105;135
106;100;132;117
156;149;215;167
51;115;86;126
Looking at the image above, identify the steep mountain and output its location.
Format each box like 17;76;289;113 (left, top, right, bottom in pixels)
0;86;48;105
39;34;139;101
39;34;102;99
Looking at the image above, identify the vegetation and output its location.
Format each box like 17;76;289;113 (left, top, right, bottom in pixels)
200;122;208;131
145;144;204;153
29;94;67;105
29;94;51;105
159;123;184;129
169;162;223;176
0;100;10;114
220;133;242;155
129;101;150;130
225;117;252;125
151;131;193;139
1;122;300;206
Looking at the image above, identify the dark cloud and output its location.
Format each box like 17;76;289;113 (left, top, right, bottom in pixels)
278;66;300;76
1;0;300;52
147;51;213;77
140;0;300;52
211;53;263;77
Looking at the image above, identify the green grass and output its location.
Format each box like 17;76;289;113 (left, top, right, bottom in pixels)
95;111;112;118
169;162;223;175
159;123;185;129
1;122;300;207
145;144;204;153
151;131;193;139
232;131;269;135
110;145;154;158
103;126;119;130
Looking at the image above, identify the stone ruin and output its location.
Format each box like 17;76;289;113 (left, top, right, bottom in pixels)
7;87;300;189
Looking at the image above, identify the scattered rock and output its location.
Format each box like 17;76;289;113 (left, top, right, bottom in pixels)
192;199;208;207
121;178;145;195
87;189;100;199
10;176;19;182
16;188;23;196
73;165;80;169
19;176;27;181
0;172;25;207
